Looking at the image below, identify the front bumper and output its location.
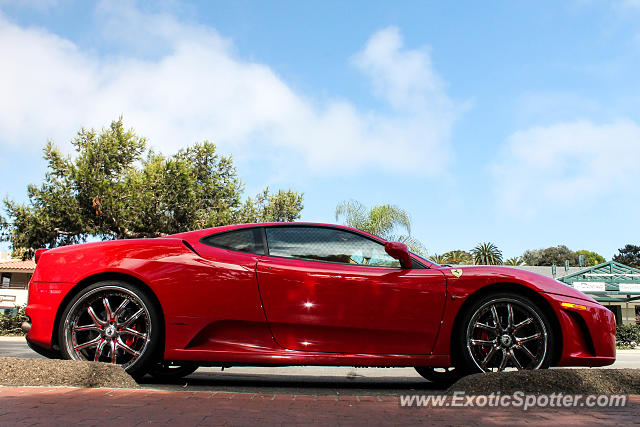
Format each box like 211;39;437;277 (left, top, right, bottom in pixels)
541;293;616;367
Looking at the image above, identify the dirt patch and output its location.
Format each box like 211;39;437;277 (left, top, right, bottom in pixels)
0;357;139;389
448;369;640;395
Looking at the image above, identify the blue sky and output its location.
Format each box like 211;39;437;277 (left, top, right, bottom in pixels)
1;0;639;259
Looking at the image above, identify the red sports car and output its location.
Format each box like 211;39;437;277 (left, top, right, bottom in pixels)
24;223;616;382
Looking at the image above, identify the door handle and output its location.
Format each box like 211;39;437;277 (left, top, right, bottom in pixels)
309;273;343;279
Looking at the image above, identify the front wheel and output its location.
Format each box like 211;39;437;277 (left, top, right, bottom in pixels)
457;293;554;374
415;366;462;385
58;280;161;377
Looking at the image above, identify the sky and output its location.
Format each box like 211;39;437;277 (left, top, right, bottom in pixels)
0;0;639;260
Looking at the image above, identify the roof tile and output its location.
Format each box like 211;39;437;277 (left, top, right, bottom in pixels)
0;260;36;271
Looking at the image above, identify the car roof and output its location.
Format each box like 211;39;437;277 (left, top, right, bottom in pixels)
165;222;386;243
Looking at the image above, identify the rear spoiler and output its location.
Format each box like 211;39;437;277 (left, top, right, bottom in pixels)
34;248;49;264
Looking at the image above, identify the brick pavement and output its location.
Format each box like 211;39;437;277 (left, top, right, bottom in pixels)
1;386;638;426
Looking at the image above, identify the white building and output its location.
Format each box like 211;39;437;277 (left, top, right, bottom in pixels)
0;259;35;315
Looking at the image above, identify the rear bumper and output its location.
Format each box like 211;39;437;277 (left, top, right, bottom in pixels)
25;281;76;351
541;293;616;367
26;336;62;359
21;320;31;333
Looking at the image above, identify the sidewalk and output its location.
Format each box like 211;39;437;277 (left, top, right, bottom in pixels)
1;386;639;426
0;337;27;342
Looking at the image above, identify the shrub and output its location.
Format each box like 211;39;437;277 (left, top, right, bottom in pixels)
616;323;640;347
0;306;28;336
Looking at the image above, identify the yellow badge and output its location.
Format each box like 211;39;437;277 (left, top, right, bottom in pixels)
451;268;463;278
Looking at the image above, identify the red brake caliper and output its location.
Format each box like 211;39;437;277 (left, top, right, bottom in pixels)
478;330;491;356
125;323;139;347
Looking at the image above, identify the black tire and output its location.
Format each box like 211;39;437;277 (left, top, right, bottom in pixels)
415;366;463;385
58;280;161;378
148;362;199;380
455;292;554;374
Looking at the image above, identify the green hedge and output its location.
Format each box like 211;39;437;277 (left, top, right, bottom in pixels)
0;306;28;336
616;323;640;347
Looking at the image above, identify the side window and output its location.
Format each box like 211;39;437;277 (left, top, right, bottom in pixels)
265;227;400;268
202;228;265;255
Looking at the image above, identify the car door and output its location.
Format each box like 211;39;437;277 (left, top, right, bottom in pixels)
179;227;275;352
256;225;447;355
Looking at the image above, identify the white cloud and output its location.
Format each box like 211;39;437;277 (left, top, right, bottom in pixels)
352;27;451;113
514;92;601;125
492;119;640;217
0;5;459;176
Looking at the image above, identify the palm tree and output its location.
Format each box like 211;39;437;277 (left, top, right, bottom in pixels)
430;254;448;264
396;235;427;256
442;250;473;265
335;200;426;255
471;242;503;265
503;256;524;266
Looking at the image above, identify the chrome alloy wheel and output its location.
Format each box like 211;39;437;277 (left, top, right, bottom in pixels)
62;286;152;369
465;298;548;372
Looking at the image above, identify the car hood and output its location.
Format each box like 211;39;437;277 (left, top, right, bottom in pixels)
441;265;598;303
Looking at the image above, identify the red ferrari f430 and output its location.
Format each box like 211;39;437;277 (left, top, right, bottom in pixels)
24;223;616;382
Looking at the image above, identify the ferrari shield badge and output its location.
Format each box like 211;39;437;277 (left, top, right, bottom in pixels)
451;268;463;278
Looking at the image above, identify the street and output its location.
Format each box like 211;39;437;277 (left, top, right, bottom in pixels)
0;337;438;395
1;336;638;396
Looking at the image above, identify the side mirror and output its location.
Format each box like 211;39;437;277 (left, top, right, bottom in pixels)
384;241;412;269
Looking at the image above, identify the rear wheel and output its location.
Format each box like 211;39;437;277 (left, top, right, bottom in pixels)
457;292;553;374
58;280;160;377
148;362;198;380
